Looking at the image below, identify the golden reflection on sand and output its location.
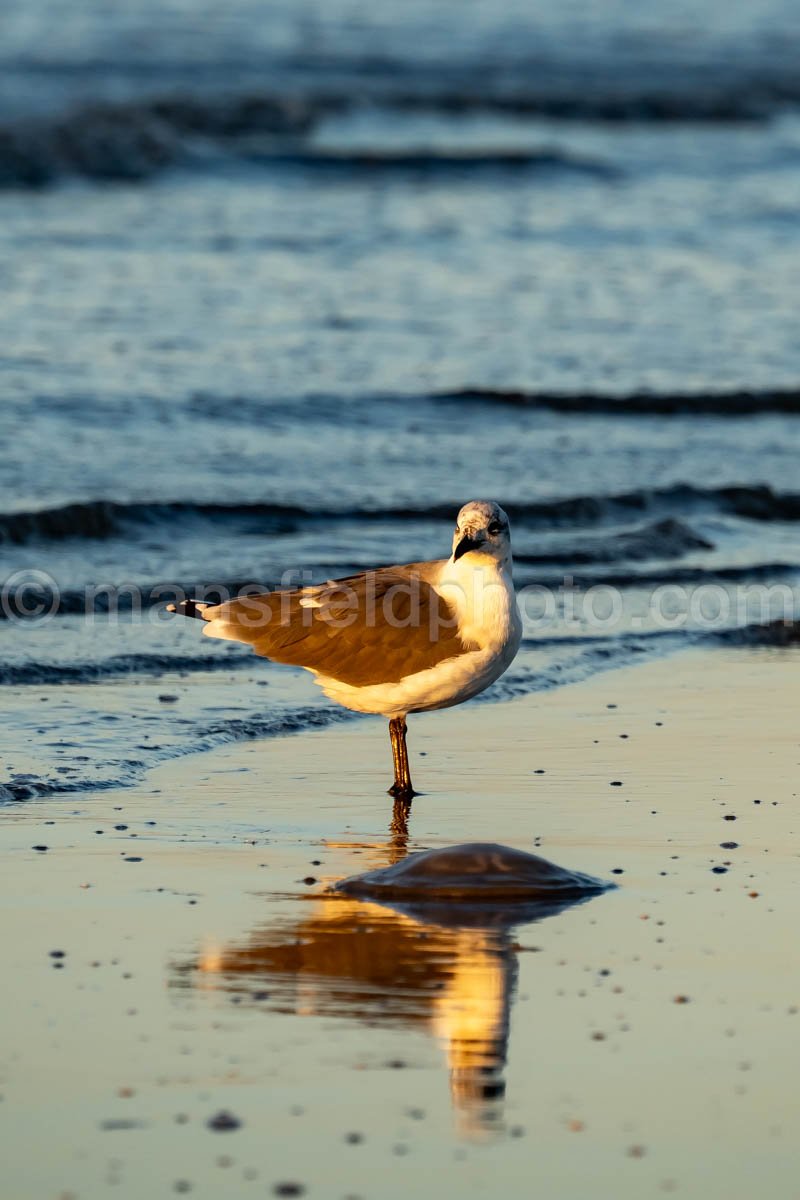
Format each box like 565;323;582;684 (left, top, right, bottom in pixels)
190;895;516;1138
177;807;599;1139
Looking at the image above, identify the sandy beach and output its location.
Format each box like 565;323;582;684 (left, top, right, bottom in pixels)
2;642;799;1200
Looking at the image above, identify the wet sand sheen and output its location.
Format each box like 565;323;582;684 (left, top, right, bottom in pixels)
1;645;799;1199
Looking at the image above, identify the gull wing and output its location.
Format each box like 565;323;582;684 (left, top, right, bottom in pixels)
188;562;472;687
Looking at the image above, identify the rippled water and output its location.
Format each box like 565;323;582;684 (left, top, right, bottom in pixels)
1;0;799;799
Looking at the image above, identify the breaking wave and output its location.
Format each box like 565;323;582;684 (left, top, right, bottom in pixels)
4;64;800;189
0;93;616;187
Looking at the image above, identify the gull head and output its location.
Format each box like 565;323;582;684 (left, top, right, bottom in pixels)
451;500;511;565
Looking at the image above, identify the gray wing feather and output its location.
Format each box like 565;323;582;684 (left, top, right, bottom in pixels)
199;562;471;686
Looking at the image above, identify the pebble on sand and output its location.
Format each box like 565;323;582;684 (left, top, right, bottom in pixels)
207;1110;242;1132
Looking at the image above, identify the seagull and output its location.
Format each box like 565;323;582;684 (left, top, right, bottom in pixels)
168;500;522;800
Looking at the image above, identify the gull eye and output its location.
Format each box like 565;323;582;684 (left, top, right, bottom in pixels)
488;521;501;536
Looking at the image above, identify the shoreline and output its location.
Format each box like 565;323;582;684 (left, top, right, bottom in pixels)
4;612;793;808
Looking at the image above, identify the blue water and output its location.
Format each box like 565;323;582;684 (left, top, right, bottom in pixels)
1;0;799;800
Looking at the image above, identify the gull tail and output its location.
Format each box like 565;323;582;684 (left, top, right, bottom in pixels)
166;599;212;620
167;597;248;645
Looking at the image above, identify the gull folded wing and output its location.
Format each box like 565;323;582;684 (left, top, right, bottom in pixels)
199;564;471;686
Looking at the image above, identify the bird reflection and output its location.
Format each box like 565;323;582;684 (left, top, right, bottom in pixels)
184;896;518;1137
430;926;515;1134
174;816;595;1139
388;797;411;862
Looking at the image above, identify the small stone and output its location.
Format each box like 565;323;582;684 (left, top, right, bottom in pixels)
207;1110;242;1132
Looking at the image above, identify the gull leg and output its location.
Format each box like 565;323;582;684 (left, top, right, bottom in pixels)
396;720;415;798
388;717;404;796
388;717;416;801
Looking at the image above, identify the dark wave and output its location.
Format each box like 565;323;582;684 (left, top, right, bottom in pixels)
0;91;617;187
3;484;800;550
508;485;800;527
4;67;798;189
462;617;800;706
0;93;318;187
243;147;617;177
352;81;795;124
0;774;133;804
0;651;253;686
437;386;800;416
515;518;713;566
524;619;800;651
715;617;800;646
196;703;351;746
0;499;305;544
0;499;122;542
515;560;798;590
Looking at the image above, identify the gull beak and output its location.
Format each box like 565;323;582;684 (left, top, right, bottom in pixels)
453;533;483;561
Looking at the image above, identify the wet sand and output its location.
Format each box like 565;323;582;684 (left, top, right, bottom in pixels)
2;644;799;1199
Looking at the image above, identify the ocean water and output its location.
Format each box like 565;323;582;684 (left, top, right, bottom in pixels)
1;0;800;800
